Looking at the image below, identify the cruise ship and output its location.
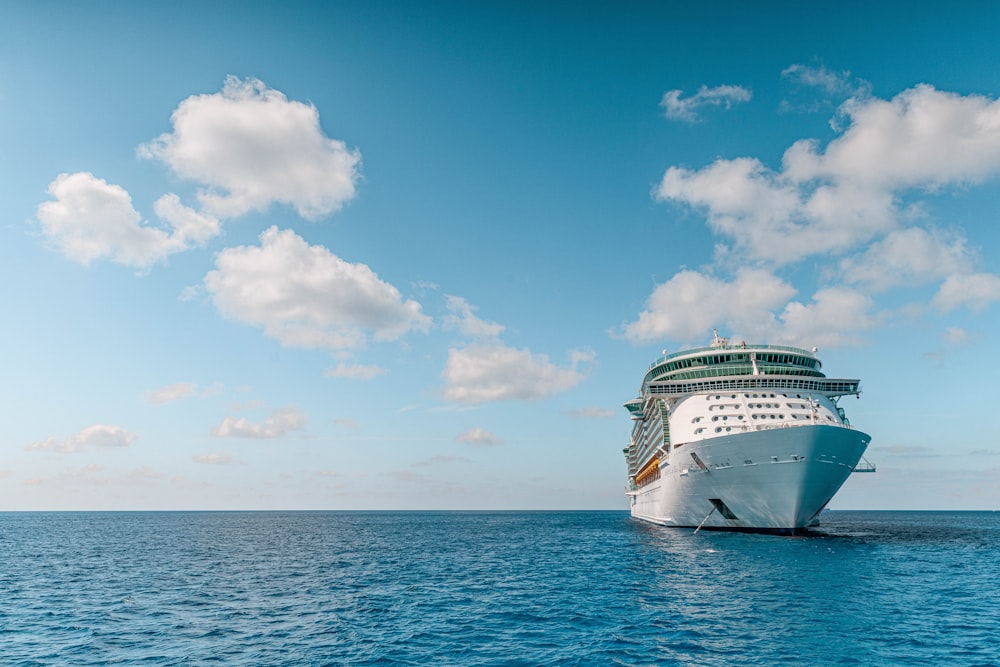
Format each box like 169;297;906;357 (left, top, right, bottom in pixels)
624;331;873;533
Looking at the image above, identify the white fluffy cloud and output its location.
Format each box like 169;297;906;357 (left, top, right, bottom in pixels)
139;76;360;220
36;173;218;269
838;227;972;291
26;424;137;453
210;406;307;439
204;226;431;350
643;82;1000;349
661;85;752;122
622;269;879;348
658;85;1000;266
443;295;505;338
442;343;590;403
455;427;503;447
777;288;880;348
622;269;796;343
932;273;1000;312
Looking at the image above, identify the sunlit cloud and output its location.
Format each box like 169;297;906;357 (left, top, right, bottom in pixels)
204;226;431;351
442;343;591;403
36;173;219;269
139;76;360;220
641;82;1000;348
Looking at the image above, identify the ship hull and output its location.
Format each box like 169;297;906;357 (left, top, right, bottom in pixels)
629;425;870;533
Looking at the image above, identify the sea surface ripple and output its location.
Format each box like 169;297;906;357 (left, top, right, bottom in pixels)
1;510;998;665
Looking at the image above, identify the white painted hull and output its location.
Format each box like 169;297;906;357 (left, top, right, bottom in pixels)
629;425;869;532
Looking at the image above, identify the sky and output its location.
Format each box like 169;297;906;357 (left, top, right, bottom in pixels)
3;1;1000;510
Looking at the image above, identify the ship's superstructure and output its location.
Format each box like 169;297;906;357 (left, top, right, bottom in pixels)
624;332;873;532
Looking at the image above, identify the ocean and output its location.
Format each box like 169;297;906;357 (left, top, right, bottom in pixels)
1;510;998;666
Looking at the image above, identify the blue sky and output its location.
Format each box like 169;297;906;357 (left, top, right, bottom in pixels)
3;1;1000;510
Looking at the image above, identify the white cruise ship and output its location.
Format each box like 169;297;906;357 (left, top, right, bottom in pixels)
624;331;873;533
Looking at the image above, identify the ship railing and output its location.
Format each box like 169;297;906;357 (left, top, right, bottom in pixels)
647;343;815;369
852;457;876;473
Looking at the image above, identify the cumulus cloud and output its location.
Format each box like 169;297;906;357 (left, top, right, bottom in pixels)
932;273;1000;312
139;76;360;220
642;82;1000;349
36;172;219;269
658;85;1000;266
193;453;233;465
622;269;796;343
622;269;879;348
777;287;880;348
26;424;137;453
443;295;505;338
210;406;307;439
145;381;198;404
455;427;503;447
204;226;431;350
661;85;752;122
442;343;590;403
838;227;973;291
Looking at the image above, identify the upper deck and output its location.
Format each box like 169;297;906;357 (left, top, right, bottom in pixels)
641;342;823;393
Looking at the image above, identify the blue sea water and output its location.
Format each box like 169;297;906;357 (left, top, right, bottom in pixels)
1;511;998;666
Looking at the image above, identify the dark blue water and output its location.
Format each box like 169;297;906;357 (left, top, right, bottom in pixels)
1;511;998;666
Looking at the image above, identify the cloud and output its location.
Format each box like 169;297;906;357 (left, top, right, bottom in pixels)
777;287;880;348
661;85;752;122
192;453;233;465
621;269;796;343
942;327;970;347
210;406;307;439
622;269;879;348
204;226;431;350
566;406;616;419
145;381;198;404
324;363;387;380
455;427;503;447
932;273;1000;312
838;227;973;292
443;295;505;338
26;424;137;453
442;343;590;403
780;64;872;113
36;172;219;269
139;76;360;220
658;85;1000;266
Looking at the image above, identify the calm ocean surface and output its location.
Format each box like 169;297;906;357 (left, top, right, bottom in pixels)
1;510;998;666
